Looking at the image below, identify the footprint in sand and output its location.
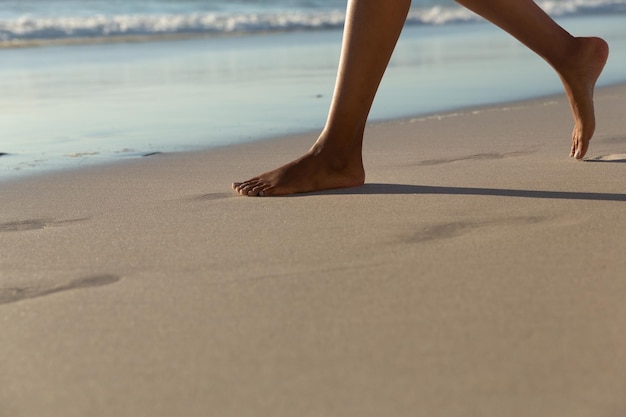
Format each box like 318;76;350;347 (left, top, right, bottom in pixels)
416;150;536;166
586;153;626;162
0;218;89;232
0;274;121;305
404;216;547;244
188;192;235;202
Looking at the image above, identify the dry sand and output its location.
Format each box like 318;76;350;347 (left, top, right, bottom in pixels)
1;84;626;417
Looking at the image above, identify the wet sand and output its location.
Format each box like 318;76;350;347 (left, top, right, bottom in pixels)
1;84;626;417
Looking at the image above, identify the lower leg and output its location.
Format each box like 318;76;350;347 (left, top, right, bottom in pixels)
456;0;608;159
233;0;411;196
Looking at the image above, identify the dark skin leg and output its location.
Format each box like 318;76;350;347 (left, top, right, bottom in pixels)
456;0;609;159
233;0;410;197
233;0;608;196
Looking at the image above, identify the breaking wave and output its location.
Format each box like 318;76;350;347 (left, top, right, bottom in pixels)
1;0;625;47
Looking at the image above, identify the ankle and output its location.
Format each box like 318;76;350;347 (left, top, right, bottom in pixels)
562;37;607;71
312;128;363;160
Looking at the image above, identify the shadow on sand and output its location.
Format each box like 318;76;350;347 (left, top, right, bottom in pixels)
312;183;626;202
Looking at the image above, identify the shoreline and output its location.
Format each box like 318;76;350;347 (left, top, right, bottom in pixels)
2;82;625;186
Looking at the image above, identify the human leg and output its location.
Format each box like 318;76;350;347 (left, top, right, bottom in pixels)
456;0;609;159
233;0;411;196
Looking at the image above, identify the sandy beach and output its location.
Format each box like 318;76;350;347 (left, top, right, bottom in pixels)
2;84;626;416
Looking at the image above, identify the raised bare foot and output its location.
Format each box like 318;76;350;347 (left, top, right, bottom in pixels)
557;36;609;159
232;143;365;196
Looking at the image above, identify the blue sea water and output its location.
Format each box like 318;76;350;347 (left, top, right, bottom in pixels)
1;0;626;179
1;0;625;45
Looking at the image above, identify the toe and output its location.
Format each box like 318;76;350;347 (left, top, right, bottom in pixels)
247;185;265;196
234;179;259;195
250;184;268;196
574;141;582;159
577;143;589;159
572;135;589;160
571;130;585;159
248;185;275;197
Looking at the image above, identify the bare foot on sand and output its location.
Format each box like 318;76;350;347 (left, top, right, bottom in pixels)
232;141;365;196
232;36;608;196
558;36;609;159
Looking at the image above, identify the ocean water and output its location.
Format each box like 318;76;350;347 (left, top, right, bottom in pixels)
1;0;626;179
2;0;626;46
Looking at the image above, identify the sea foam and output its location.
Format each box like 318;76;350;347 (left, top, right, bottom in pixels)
1;0;625;47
